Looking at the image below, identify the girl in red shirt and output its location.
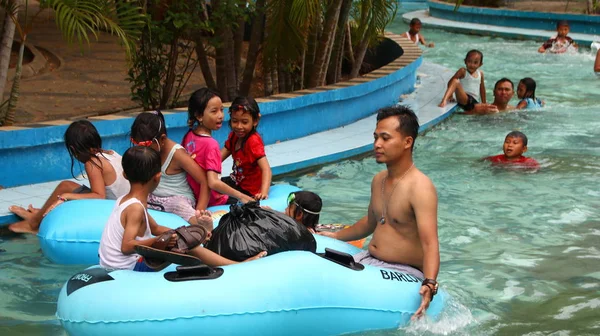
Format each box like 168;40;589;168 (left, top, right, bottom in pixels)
221;97;272;200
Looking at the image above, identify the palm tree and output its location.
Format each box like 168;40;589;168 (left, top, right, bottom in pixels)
0;0;145;126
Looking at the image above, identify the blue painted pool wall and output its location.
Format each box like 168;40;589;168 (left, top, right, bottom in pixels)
428;1;600;35
0;58;421;188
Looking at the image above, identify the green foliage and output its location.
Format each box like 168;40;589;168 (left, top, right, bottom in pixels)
349;0;398;47
127;0;208;110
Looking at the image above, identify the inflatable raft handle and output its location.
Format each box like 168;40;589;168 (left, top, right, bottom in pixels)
321;248;365;271
164;264;224;282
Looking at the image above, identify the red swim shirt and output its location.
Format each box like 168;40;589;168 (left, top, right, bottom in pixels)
485;154;540;169
224;132;266;196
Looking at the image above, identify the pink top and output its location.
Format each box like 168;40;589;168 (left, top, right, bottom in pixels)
182;131;229;206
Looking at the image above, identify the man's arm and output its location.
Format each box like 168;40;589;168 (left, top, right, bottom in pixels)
411;177;440;319
479;71;486;104
463;103;499;115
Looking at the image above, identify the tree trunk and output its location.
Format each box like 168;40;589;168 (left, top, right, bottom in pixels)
351;32;370;78
326;0;352;85
308;0;343;88
233;9;245;79
271;58;279;94
223;26;238;100
303;12;321;88
215;46;228;100
344;22;355;68
239;0;266;96
3;35;25;126
194;39;217;90
160;37;179;108
0;3;19;106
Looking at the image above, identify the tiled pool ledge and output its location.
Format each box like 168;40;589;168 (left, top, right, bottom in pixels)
0;61;458;225
402;1;600;47
0;32;423;189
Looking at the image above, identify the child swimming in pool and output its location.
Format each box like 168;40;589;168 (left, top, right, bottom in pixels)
438;49;486;112
404;18;434;48
538;20;578;54
484;131;539;170
98;146;266;272
8;120;130;234
285;191;322;233
516;78;544;110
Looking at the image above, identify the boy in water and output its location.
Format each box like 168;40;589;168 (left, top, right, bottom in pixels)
438;50;486;112
405;18;434;48
484;131;539;170
98;146;265;271
538;20;578;54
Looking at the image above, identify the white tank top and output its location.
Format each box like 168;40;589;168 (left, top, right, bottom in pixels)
152;144;195;201
405;32;419;45
460;69;481;102
99;197;152;270
97;151;130;200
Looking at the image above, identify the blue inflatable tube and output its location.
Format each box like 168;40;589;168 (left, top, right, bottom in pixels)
57;251;447;336
38;184;301;265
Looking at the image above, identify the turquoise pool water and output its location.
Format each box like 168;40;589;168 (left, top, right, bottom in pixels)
2;8;600;336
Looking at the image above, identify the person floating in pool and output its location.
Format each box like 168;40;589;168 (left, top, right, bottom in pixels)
484;131;539;170
404;18;434;48
465;78;515;115
319;105;440;320
438;49;486;112
516;77;544;110
538;20;578;54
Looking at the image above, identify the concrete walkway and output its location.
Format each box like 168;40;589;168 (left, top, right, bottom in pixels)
404;9;600;46
0;61;458;225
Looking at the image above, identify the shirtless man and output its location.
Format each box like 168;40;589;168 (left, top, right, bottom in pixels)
320;105;439;319
466;78;515;115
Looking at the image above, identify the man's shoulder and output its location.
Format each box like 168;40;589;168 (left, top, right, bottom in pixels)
411;168;436;190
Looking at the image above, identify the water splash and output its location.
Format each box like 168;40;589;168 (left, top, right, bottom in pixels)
401;298;478;335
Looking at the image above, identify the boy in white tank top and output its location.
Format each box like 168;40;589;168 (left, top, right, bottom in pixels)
405;18;434;48
438;50;487;112
99;146;266;271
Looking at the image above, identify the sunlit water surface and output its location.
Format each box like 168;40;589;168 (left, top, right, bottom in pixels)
1;8;599;336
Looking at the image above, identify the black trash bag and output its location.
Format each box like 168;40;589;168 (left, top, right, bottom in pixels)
205;202;316;261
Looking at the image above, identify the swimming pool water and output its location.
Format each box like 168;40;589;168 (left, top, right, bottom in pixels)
1;8;599;336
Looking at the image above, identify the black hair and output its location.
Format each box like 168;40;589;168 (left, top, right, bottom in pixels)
64;120;104;178
228;96;261;149
557;20;569;29
506;131;528;147
188;88;221;128
518;77;537;99
465;49;483;63
122;146;161;184
409;18;422;26
376;105;419;151
291;191;322;230
494;77;514;90
130;111;167;143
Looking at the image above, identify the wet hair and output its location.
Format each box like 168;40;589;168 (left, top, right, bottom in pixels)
518;77;537;99
64;120;104;178
557;20;569;29
506;131;528;147
130;110;167;143
376;105;419;151
228;96;261;148
187;88;221;128
290;191;322;230
465;49;483;63
494;77;514;90
122;146;161;184
409;18;422;26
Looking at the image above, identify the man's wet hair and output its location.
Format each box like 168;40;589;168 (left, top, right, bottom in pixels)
506;131;528;147
376;105;419;151
122;146;161;184
465;49;483;63
410;18;422;26
557;20;569;29
495;77;514;90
